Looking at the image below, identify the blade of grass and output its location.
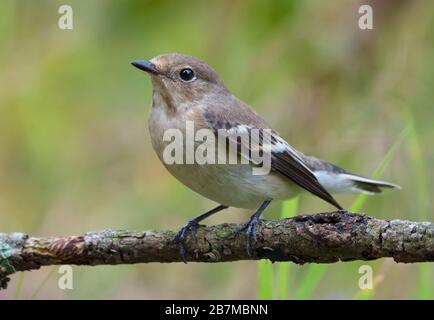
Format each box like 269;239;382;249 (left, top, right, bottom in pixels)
277;197;299;300
405;116;433;299
276;263;289;300
281;197;299;219
353;288;375;300
295;127;408;299
258;260;274;299
351;125;410;212
417;263;432;299
293;264;328;299
13;272;25;300
353;273;385;300
28;266;56;300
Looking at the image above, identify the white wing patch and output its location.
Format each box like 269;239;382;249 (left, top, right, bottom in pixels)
227;124;251;135
271;134;315;174
219;125;317;178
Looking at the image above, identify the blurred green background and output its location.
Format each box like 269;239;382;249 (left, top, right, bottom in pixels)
0;0;433;299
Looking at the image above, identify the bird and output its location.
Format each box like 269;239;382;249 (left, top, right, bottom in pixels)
131;53;400;261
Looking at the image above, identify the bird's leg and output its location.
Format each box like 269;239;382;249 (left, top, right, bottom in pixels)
236;200;272;256
173;204;228;263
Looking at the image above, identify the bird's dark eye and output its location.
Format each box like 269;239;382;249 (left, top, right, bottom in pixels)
179;68;195;82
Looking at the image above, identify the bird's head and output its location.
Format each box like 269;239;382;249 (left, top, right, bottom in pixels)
131;53;228;109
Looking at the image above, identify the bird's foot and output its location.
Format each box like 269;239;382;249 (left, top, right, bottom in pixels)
173;220;199;263
235;215;262;256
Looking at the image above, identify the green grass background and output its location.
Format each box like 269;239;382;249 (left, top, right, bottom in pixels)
0;0;433;299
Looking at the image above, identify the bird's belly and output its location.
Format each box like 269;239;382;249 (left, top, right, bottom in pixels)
164;163;299;209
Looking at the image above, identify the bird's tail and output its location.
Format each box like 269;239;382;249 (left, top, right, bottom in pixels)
344;174;401;194
314;171;401;195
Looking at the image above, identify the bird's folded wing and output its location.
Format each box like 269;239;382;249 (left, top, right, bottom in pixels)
269;135;342;209
203;111;342;209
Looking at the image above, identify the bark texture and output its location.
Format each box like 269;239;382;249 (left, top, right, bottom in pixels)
0;211;433;289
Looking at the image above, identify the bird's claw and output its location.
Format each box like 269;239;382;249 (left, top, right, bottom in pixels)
173;220;198;263
235;216;261;256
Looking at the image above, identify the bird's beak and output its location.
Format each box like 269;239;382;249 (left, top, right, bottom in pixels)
130;60;160;75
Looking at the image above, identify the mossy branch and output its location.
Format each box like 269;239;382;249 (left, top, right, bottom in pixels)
1;211;433;290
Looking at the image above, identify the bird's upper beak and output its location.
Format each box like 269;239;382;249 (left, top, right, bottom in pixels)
131;60;160;75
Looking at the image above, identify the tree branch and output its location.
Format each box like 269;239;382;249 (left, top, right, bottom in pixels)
1;211;433;289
